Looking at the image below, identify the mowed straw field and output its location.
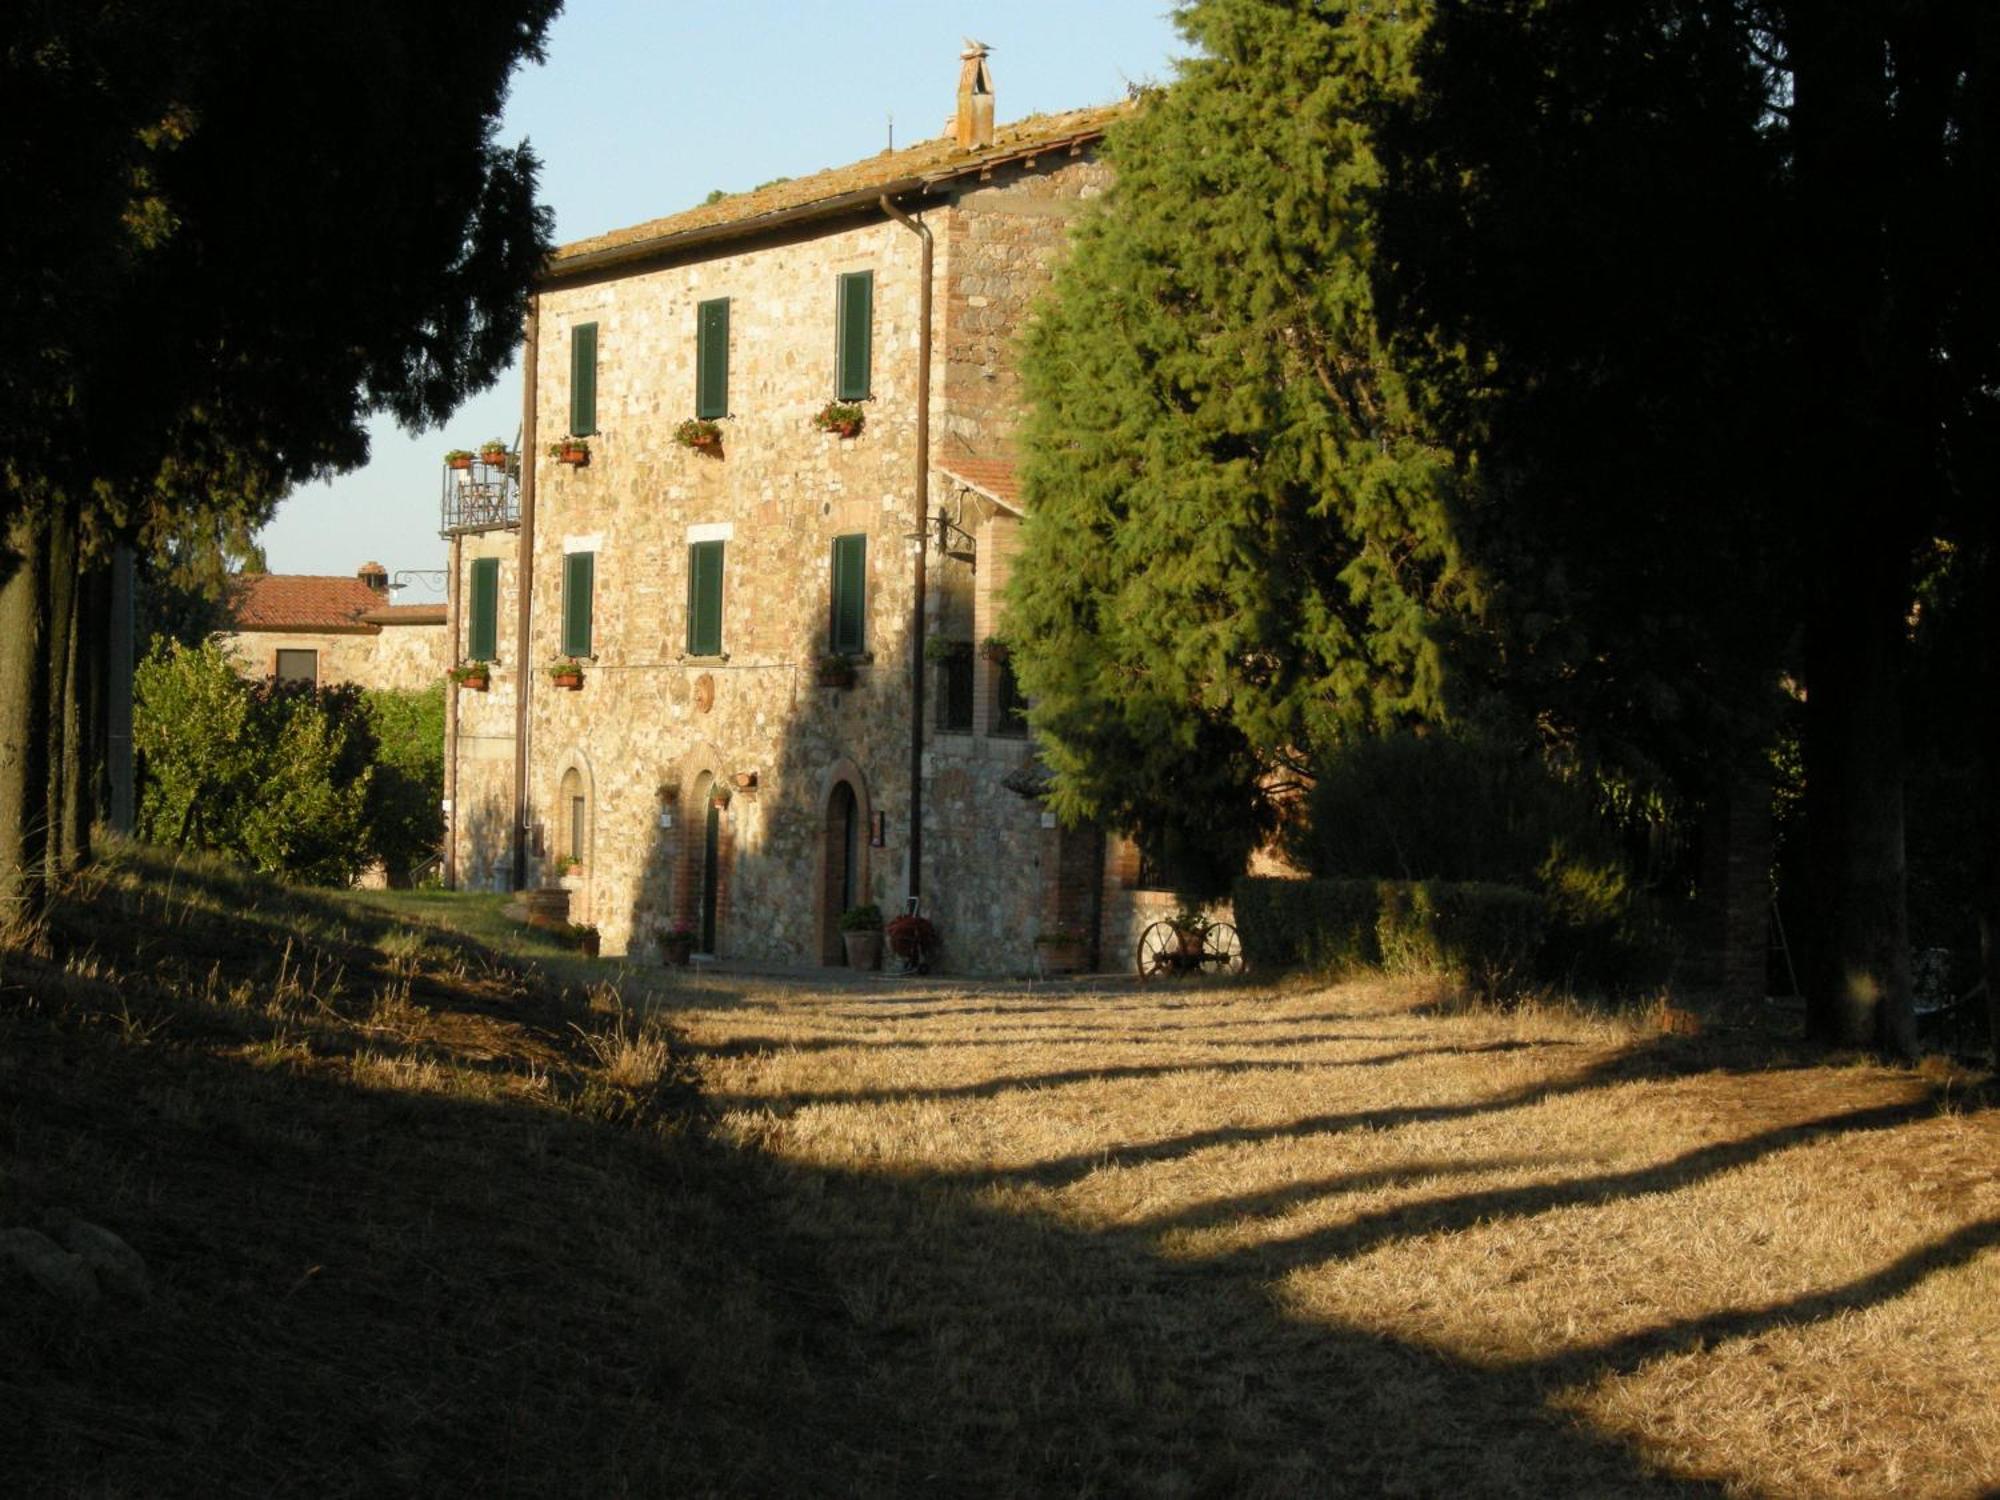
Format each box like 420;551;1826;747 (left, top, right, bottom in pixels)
6;852;1996;1496
671;973;2000;1497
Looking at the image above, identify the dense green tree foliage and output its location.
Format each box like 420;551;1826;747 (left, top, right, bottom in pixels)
1008;0;1476;891
134;642;374;887
132;644;442;887
362;686;447;886
1;0;558;918
1377;0;2000;1052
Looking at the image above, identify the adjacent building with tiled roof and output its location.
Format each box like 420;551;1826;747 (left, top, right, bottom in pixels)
442;45;1168;972
218;562;448;692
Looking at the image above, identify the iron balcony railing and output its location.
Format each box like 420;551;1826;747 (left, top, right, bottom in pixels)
439;457;520;536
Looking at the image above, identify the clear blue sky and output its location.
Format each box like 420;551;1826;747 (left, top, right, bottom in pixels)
260;2;1188;598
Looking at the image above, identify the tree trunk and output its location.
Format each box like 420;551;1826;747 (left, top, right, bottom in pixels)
62;562;109;870
0;512;52;926
42;512;82;882
1788;5;1918;1060
1802;560;1916;1057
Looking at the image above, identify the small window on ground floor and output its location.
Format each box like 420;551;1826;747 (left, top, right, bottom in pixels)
275;649;318;686
936;642;974;732
992;652;1028;737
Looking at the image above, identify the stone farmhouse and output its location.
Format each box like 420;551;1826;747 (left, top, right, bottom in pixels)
443;47;1185;972
219;562;447;691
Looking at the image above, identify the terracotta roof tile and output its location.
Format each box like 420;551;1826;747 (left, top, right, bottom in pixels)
550;102;1128;273
227;574;387;632
938;459;1022;512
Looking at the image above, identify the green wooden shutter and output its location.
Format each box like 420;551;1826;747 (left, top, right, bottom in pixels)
830;534;866;654
467;557;499;661
570;322;598;436
562;551;594;657
687;540;724;656
696;299;729;419
836;272;872;401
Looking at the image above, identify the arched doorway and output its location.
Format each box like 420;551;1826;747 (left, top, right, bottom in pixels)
821;781;863;964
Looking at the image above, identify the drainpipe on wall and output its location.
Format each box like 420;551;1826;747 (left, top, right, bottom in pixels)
510;296;540;892
880;194;931;907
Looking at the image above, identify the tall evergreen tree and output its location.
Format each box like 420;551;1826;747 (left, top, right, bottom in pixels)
0;0;558;918
1009;0;1475;888
1377;0;2000;1054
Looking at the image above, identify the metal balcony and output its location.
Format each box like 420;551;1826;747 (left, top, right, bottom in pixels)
439;457;520;536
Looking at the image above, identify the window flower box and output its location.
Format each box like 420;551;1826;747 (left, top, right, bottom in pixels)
548;659;585;691
812;400;866;439
548;437;590;467
449;661;491;691
674;418;724;453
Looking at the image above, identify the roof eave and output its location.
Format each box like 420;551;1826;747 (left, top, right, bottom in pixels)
541;176;932;287
539;124;1109;288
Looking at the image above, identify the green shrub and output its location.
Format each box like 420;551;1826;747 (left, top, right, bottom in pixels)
1376;880;1548;1002
1235;875;1547;1002
1292;731;1655;989
363;685;445;884
135;640;375;885
1304;878;1382;971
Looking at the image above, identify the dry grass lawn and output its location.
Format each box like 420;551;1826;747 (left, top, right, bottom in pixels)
4;849;1996;1496
673;973;2000;1497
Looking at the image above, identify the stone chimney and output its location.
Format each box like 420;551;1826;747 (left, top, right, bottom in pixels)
357;561;389;594
955;40;994;150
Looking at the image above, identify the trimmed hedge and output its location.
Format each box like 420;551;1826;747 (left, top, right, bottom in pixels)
1235;875;1549;1002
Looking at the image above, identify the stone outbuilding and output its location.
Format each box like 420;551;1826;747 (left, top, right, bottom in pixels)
219;562;448;691
441;47;1177;973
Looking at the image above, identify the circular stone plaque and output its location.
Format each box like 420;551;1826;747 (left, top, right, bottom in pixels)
694;672;715;713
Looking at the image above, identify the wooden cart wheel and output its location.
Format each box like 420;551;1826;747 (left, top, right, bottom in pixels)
1135;920;1183;979
1200;921;1245;977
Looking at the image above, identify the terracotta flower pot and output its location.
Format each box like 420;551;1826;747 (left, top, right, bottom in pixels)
551;670;583;691
660;934;695;967
842;930;883;970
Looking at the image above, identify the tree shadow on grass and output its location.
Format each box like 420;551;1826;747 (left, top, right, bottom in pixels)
703;1039;1566;1110
1197;1093;1969;1277
912;1036;1730;1191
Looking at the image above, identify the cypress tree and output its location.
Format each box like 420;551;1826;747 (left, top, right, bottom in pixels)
1009;0;1474;890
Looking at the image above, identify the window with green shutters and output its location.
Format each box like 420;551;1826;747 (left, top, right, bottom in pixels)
829;534;866;654
562;551;594;658
569;322;598;436
687;540;725;656
696;299;729;419
467;557;500;661
835;271;872;401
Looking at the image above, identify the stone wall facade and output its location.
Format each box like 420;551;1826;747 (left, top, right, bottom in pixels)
448;149;1123;971
218;623;447;693
447;529;524;891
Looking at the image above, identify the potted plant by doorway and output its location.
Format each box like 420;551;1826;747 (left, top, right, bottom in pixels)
658;915;697;967
839;903;883;970
565;921;601;959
